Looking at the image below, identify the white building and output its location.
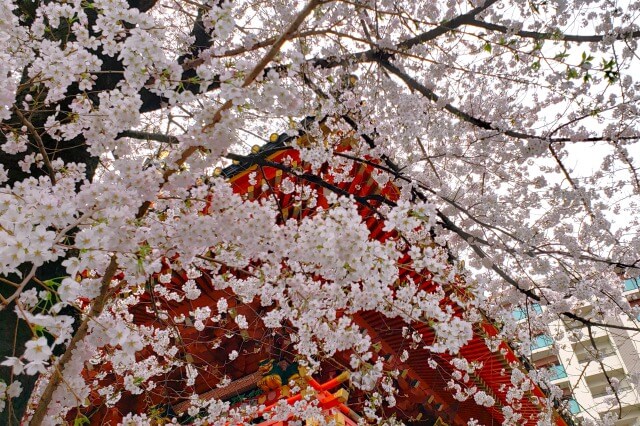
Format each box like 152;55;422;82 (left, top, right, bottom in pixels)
517;278;640;425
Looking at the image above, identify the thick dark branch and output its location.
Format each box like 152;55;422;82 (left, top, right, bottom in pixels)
468;19;640;43
396;0;500;50
28;257;120;426
377;56;640;144
377;58;535;138
242;113;639;274
235;141;640;334
119;130;179;145
225;152;394;212
310;0;499;70
438;212;640;332
224;135;640;356
160;1;501;82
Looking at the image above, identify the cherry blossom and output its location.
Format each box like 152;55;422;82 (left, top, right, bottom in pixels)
0;0;639;425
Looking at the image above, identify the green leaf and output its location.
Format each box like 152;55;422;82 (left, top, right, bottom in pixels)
604;70;619;83
343;262;355;273
137;242;151;259
74;415;90;426
579;51;594;66
566;68;579;79
240;330;250;341
602;58;616;70
532;41;543;52
483;43;492;53
43;277;64;289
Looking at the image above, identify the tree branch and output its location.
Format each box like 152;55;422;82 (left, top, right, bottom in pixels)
28;256;119;426
309;0;499;70
395;0;500;50
376;56;640;144
13;108;56;185
136;0;325;219
438;213;640;332
467;19;640;43
0;265;37;310
613;143;640;194
225;152;393;212
119;130;180;145
548;143;595;218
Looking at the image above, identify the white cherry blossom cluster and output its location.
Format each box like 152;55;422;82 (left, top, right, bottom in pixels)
1;0;640;424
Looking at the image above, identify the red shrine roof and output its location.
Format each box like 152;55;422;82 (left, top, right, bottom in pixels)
220;141;570;426
73;128;572;426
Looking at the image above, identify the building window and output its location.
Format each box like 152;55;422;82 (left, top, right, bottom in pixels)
548;364;568;381
531;334;554;350
513;303;543;321
566;398;581;414
586;369;631;398
624;277;640;292
513;307;527;321
574;336;616;363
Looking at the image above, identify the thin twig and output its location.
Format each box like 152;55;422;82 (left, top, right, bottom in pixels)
13;108;57;184
0;265;37;310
